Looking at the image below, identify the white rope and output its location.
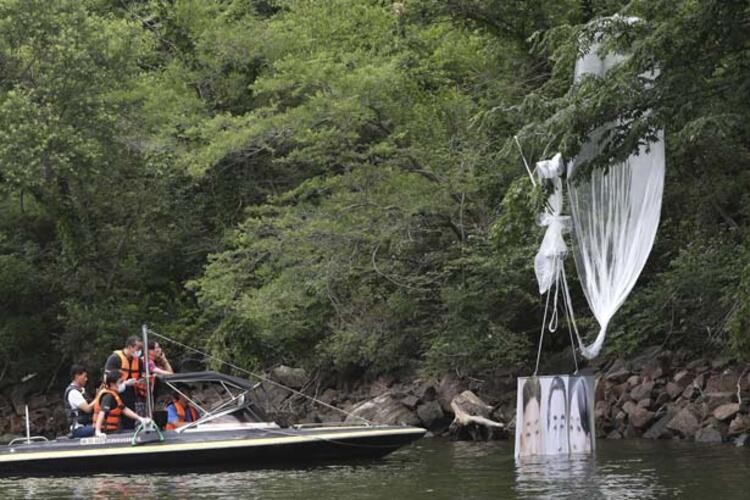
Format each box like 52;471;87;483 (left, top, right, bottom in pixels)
147;328;373;426
534;287;552;376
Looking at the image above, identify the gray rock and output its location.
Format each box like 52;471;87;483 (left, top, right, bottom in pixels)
270;365;308;389
667;407;700;438
695;425;723;443
607;430;623;439
345;393;420;426
637;398;652;409
729;414;750;435
733;433;750;447
643;410;677;439
400;394;420;410
437;375;463;414
626;375;641;387
666;382;683;399
630;406;655;429
705;372;739;394
606;359;631;383
631;381;655;402
712;403;740;421
416;400;445;429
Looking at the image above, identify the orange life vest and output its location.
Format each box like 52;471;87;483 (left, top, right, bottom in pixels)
93;388;125;433
114;350;140;381
165;400;199;430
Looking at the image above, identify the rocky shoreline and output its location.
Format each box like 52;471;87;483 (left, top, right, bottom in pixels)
2;349;750;448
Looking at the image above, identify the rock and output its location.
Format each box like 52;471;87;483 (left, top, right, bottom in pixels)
638;398;652;409
319;388;339;405
667;407;700;438
595;400;609;420
400;394;420;410
345;393;420;426
270;365;308;390
629;406;655;429
728;414;750;435
606;430;623;439
666;382;683;399
705;393;734;413
631;381;655;402
644;410;676;439
686;358;708;371
437;375;463;414
622;400;637;416
630;346;662;372
705;372;739;394
654;392;670;408
695;425;723;443
611;382;630;399
606;359;631;383
712;403;740;421
414;380;438;402
416;401;445;429
734;433;750;447
626;375;641;387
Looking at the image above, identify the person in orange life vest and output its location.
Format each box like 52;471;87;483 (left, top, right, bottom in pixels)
165;391;200;430
104;335;143;428
64;364;95;438
93;370;151;437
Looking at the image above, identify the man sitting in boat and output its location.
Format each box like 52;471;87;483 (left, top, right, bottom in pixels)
103;335;143;429
165;391;200;430
64;364;95;438
93;370;152;436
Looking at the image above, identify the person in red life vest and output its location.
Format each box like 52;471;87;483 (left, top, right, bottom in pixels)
93;370;151;436
165;391;200;430
103;335;144;429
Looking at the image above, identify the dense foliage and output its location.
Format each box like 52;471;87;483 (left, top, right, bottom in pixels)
0;0;748;387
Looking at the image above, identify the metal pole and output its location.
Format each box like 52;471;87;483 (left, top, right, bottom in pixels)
142;324;153;421
25;405;30;444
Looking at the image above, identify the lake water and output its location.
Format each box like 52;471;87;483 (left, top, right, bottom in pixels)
1;438;748;499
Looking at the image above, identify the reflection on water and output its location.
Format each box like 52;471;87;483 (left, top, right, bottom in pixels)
1;439;749;499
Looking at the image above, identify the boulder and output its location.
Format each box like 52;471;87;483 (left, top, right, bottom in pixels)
665;382;683;399
728;414;750;435
712;403;740;421
654;391;670;408
626;375;641;387
643;410;676;439
437;375;463;414
631;381;655;402
734;433;750;447
606;430;623;439
400;394;420;410
319;388;339;405
271;365;308;390
414;379;438;402
345;393;420;426
705;372;739;394
637;398;652;409
667;407;700;438
704;392;734;412
606;359;631;383
695;425;723;444
416;401;445;429
629;406;655;429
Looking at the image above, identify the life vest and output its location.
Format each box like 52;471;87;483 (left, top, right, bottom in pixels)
93;388;125;433
63;383;92;430
114;350;149;398
114;350;140;381
165;400;199;430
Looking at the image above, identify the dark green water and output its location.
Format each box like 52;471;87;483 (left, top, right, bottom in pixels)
1;438;748;499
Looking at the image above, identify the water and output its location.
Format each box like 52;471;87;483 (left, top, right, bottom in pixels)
1;438;748;499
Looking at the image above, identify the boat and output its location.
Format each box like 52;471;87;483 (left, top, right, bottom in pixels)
0;370;425;475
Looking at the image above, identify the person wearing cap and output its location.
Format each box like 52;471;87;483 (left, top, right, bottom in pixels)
93;370;151;436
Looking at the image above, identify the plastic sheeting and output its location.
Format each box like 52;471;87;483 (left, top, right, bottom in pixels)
534;153;570;295
566;32;665;360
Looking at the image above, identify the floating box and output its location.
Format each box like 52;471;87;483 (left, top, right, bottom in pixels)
514;375;596;458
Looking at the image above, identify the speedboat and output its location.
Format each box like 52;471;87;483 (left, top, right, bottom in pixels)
0;371;425;475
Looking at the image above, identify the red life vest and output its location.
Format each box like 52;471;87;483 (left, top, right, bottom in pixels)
93;388;125;433
165;400;199;430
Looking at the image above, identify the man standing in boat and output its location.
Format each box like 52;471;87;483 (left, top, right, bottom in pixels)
103;335;143;429
64;364;95;438
93;370;151;436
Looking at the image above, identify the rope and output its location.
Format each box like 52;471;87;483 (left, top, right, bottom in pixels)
147;328;374;426
561;267;584;370
533;286;552;376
